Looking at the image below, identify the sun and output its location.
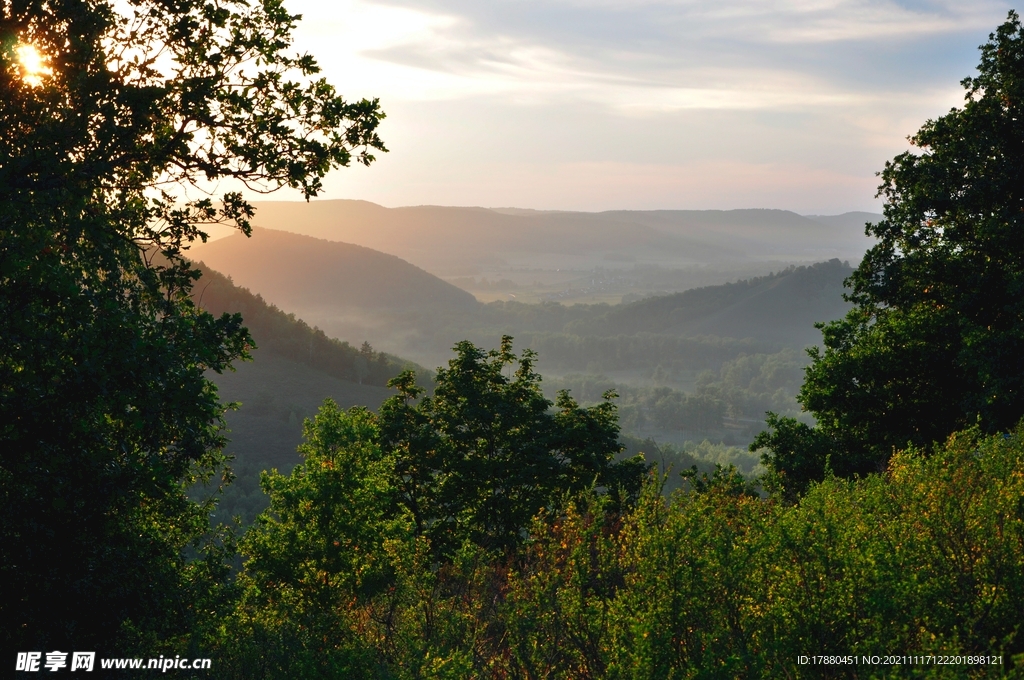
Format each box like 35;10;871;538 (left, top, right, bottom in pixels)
16;44;52;87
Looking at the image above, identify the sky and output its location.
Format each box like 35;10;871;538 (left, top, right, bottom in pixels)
278;0;1015;213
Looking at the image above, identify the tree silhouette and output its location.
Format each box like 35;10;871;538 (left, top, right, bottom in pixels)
754;12;1024;497
1;0;384;652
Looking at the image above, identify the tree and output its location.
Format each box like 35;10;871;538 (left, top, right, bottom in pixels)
230;339;646;673
754;11;1024;496
379;337;647;557
233;402;407;675
245;401;403;603
1;0;384;652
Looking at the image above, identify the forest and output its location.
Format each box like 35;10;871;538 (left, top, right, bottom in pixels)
199;259;826;524
2;2;1024;678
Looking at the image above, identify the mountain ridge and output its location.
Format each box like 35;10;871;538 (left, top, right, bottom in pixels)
233;200;879;274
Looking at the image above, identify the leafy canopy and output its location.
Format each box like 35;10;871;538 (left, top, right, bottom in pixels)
246;337;648;582
754;11;1024;497
1;0;384;652
380;337;647;556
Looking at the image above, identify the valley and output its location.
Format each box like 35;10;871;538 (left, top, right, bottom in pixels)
190;206;879;523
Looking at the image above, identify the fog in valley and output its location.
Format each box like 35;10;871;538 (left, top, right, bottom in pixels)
191;201;881;522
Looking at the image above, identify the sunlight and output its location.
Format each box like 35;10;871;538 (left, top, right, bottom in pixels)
16;43;52;87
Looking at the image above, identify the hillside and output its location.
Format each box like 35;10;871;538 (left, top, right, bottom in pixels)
805;211;882;231
592;209;873;262
566;259;854;347
191;232;853;371
187;256;849;519
188;245;852;458
191;227;478;314
193;262;424;387
239;200;733;271
188;261;740;522
194;254;847;518
190;228;482;365
190;263;425;523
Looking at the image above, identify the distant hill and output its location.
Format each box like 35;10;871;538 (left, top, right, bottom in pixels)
185;257;854;517
191;227;478;314
190;228;481;364
190;233;856;369
805;212;882;232
238;200;879;275
592;209;875;261
241;200;735;269
193;262;424;387
566;259;854;348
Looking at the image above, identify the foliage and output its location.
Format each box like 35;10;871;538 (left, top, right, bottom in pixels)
220;425;1024;678
755;12;1024;495
379;336;648;557
1;0;383;652
677;439;761;475
221;339;646;674
229;401;407;677
245;402;404;601
641;387;726;433
548;350;803;438
705;348;804;418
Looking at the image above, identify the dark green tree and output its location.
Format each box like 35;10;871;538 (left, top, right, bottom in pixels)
231;402;406;676
379;337;647;557
1;0;384;652
228;339;645;674
754;11;1024;496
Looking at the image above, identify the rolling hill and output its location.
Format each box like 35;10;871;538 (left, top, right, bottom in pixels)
192;227;477;313
192;220;854;370
190;228;479;357
186;252;852;521
233;200;878;275
193;261;425;387
566;259;854;347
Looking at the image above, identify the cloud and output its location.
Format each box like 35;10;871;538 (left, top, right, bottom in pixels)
280;0;1014;211
354;0;1009;48
292;0;1009;112
667;0;1003;43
